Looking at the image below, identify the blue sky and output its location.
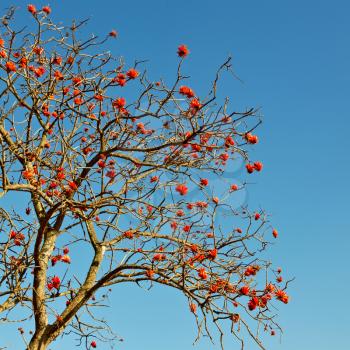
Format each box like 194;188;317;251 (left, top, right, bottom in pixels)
1;0;350;349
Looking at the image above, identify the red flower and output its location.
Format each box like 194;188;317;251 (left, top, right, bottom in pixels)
56;171;65;180
106;170;116;178
19;57;27;68
33;47;44;55
51;276;61;289
245;133;259;144
61;255;71;264
63;247;69;255
72;76;83;86
276;276;283;283
150;176;159;183
74;97;83;105
189;303;197;313
170;221;178;230
207;248;217;260
190;244;199;253
153;253;166;261
230;184;238;191
246;164;255;174
109;30;118;37
248;297;259;311
198;268;208;280
239;285;250;295
27;4;37;14
253;161;263;172
115;73;126;86
68;181;78;190
5;61;16;72
42;6;51;14
126;68;139;79
219;153;229;161
22;169;34;180
190;98;201;110
272;228;278;238
225;136;235;147
265;283;275;293
54;71;64;80
91;341;97;348
113;97;126;109
146;269;154;279
244;265;260;276
176;184;188;196
200;178;209;186
182;225;190;233
176;210;184;217
94;94;104;101
212;197;219;204
179;86;195;98
254;213;261;220
275;289;289;304
124;231;134;239
51;256;59;266
177;44;189;57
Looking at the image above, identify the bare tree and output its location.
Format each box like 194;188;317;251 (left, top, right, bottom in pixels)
0;4;290;350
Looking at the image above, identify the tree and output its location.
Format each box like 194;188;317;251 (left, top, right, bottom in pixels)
0;4;290;350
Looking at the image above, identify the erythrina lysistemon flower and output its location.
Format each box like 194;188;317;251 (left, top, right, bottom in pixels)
42;6;51;14
5;61;16;72
175;184;188;195
27;4;37;14
177;44;189;57
126;68;139;79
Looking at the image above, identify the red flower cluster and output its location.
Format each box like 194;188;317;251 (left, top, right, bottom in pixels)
275;289;289;304
189;303;197;313
177;44;189;57
48;276;61;290
42;6;51;14
230;184;238;191
244;265;260;276
246;161;263;173
198;267;208;279
126;68;139;79
190;98;201;110
124;230;134;239
179;86;195;98
153;253;166;261
207;248;217;260
9;231;25;246
176;184;188;195
239;285;250;295
245;133;259;144
272;228;278;238
6;61;16;72
113;97;126;109
27;4;37;14
200;178;209;186
22;169;34;180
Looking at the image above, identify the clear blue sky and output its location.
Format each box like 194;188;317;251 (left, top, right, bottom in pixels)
2;0;350;349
